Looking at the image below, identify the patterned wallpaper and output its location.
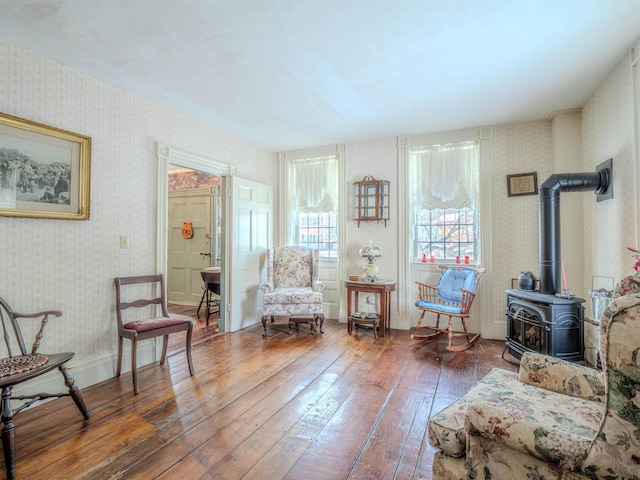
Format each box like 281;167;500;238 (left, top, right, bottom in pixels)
582;58;636;295
0;39;635;387
0;41;276;368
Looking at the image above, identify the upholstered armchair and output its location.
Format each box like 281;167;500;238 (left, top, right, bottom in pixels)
428;279;640;479
260;246;325;336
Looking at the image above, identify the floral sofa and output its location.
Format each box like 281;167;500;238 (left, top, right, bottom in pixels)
260;246;324;336
428;278;640;479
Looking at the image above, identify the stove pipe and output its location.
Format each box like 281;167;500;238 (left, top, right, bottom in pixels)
539;160;612;295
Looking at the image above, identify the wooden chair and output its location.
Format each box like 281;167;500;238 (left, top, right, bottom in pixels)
0;296;90;480
114;274;195;395
412;265;486;351
196;268;221;326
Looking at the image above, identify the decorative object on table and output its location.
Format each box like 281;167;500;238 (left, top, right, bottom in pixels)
627;246;640;275
359;241;381;282
0;112;91;220
587;287;613;321
353;175;389;226
556;261;574;298
517;271;537;290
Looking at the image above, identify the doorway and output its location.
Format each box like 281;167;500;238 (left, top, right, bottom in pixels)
167;175;220;305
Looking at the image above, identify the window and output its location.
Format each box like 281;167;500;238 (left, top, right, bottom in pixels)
414;207;476;262
297;211;338;258
409;140;479;263
283;152;339;259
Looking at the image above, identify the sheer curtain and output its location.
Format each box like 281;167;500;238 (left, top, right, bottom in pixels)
289;155;338;213
410;141;478;209
286;155;339;245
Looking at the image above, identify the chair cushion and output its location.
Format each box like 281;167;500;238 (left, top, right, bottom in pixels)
123;316;191;333
351;311;380;320
262;288;323;305
428;368;604;460
437;268;476;303
414;300;462;314
0;354;49;377
273;246;313;288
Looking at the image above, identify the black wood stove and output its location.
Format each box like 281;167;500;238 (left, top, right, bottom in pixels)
505;289;584;363
504;161;612;364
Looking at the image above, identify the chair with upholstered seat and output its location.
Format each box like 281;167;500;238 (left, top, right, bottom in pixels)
412;264;486;351
260;246;325;336
0;296;90;480
114;274;195;394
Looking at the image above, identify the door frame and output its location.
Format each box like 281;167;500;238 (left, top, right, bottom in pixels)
156;142;237;331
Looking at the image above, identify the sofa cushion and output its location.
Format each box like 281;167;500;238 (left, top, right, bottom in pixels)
428;367;604;461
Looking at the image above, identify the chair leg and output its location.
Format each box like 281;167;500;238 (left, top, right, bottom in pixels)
262;315;269;337
316;314;325;334
160;334;169;365
196;288;207;318
59;364;90;420
186;324;195;376
116;335;124;377
131;337;139;395
1;386;16;480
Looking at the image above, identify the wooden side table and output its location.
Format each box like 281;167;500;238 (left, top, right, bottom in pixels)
344;279;397;336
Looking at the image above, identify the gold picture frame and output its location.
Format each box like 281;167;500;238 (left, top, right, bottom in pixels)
0;112;91;220
507;172;538;197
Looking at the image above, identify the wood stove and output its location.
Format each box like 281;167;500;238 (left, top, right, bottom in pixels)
505;289;584;363
504;161;611;364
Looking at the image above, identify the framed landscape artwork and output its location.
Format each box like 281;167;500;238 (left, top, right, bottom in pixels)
0;112;91;220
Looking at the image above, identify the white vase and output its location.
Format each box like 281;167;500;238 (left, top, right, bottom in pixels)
363;262;379;281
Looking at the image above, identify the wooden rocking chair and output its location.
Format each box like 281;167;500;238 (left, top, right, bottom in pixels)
412;265;486;351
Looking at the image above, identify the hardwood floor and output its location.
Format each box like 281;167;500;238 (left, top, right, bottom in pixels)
5;319;516;480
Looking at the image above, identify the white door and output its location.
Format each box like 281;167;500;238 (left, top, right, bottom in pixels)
167;188;214;304
224;176;273;332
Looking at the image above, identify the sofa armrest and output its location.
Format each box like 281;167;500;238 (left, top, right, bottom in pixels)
312;280;324;291
518;352;605;403
260;282;274;293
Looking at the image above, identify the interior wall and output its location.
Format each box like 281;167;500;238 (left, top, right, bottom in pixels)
338;123;554;337
0;40;276;390
582;53;638;302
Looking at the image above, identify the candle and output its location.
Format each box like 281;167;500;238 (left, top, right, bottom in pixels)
561;262;567;290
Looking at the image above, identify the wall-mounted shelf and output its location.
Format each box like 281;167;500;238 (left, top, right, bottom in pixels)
353;176;389;227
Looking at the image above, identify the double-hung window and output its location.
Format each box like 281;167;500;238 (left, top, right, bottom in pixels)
409;140;479;263
285;154;339;258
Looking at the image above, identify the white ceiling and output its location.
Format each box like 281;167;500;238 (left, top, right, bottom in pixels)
1;1;639;152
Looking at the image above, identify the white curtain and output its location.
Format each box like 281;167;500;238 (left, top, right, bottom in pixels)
290;155;338;213
410;141;478;209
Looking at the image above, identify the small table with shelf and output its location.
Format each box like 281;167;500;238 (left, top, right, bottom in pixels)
344;279;397;336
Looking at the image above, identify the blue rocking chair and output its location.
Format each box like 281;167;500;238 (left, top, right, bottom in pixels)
412;265;486;351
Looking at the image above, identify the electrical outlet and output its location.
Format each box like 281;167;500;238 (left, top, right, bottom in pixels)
119;235;130;249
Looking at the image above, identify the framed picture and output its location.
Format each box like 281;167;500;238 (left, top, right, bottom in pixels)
507;172;538;197
0;112;91;220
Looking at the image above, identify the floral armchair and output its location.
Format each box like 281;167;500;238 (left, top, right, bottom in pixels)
260;246;324;336
428;277;640;479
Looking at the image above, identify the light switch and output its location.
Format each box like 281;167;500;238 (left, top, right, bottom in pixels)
120;235;130;249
